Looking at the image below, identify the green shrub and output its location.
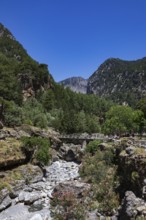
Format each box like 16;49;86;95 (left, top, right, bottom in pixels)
22;98;48;128
33;113;48;128
85;140;103;154
80;148;119;215
21;136;50;165
4;100;23;126
51;191;86;220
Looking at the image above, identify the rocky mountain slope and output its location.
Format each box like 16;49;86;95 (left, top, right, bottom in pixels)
60;57;146;105
87;57;146;105
59;77;87;94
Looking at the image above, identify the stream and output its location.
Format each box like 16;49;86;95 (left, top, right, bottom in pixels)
0;160;80;220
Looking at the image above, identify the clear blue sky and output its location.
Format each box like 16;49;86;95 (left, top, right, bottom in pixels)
0;0;146;82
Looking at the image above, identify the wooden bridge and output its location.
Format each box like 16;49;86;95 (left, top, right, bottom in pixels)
59;133;107;144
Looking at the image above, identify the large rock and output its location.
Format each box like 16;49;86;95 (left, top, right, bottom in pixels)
0;188;10;207
118;191;146;219
0;125;60;143
58;143;84;162
125;146;135;155
29;214;43;220
59;76;88;94
18;191;42;205
53;180;90;198
0;195;12;212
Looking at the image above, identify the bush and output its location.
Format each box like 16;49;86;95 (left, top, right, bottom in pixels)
3;100;23;126
22;98;49;128
33;113;48;128
51;191;86;220
85;140;103;154
80;147;119;215
22;136;50;165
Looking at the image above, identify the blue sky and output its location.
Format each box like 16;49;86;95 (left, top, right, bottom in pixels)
0;0;146;81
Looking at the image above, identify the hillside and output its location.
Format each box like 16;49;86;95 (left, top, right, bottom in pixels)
0;23;114;133
59;57;146;106
0;23;53;103
59;76;87;94
87;57;146;106
0;23;146;136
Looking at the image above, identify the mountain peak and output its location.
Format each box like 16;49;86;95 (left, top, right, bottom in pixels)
87;57;146;105
59;76;88;94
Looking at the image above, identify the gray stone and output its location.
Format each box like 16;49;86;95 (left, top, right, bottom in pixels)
0;188;9;204
53;180;90;199
137;205;146;212
25;193;42;205
18;191;42;205
111;216;118;220
100;216;106;220
86;209;98;220
0;121;4;129
59;143;83;162
29;214;43;220
18;191;25;202
125;146;135;155
0;195;12;211
0;160;79;219
118;191;146;219
24;187;33;192
9;190;18;199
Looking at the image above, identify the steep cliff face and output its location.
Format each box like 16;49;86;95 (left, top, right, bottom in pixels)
0;23;53;103
59;77;87;94
87;58;146;105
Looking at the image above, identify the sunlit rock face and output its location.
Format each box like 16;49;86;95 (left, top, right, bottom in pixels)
59;77;88;94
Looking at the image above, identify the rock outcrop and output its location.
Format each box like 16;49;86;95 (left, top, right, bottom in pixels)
0;126;60;170
57;143;84;163
118;191;146;219
117;140;146;197
59;76;88;94
53;180;90;199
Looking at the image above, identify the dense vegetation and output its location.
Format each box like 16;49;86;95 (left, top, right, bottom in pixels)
2;89;146;135
1;23;146;135
87;57;146;107
0;23;53;105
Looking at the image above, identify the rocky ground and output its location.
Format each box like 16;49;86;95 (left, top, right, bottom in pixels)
0;160;80;220
1;126;146;219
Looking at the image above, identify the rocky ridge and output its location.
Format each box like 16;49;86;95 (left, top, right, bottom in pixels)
60;57;146;105
87;57;146;105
